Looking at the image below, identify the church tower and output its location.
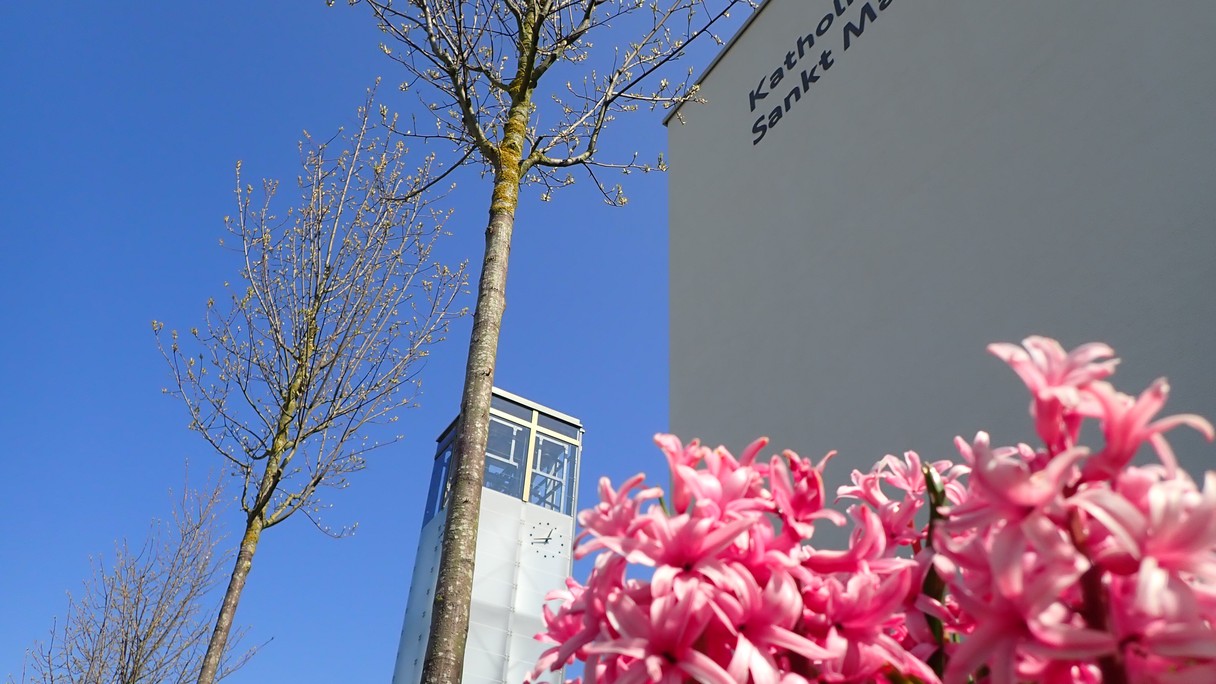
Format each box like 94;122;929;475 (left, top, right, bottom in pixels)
393;388;582;684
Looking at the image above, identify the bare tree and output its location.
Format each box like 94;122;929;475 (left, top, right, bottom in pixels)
335;2;757;681
15;481;255;684
153;94;467;684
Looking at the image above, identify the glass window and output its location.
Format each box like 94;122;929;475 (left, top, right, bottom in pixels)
491;395;534;421
484;416;527;498
528;435;577;514
537;413;581;440
423;443;453;524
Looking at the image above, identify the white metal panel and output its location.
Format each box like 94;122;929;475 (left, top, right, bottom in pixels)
508;631;558;684
392;514;445;684
516;567;566;611
465;618;508;681
395;442;578;683
473;576;517;613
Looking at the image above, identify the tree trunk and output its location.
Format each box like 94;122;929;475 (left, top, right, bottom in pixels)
420;100;530;684
196;515;263;684
196;322;312;684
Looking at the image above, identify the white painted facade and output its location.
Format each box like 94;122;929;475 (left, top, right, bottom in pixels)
667;0;1216;518
393;389;580;684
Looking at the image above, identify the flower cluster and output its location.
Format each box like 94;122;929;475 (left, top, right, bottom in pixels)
528;337;1215;683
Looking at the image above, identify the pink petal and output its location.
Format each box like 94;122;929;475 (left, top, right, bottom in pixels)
679;649;737;684
739;436;770;466
1150;412;1216;441
1072;489;1146;558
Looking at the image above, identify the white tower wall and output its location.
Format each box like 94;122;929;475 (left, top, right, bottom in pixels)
394;389;580;684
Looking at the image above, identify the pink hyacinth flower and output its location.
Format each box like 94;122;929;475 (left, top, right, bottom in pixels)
989;337;1118;452
1081;379;1214;482
588;591;735;684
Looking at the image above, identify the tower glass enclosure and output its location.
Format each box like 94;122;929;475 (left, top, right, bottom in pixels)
395;388;583;684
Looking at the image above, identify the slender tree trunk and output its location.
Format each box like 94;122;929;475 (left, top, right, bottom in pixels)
196;515;263;684
420;99;530;684
195;316;314;684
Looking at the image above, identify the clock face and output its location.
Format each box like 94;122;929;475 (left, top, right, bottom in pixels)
527;520;567;559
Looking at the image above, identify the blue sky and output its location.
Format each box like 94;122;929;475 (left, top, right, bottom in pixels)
0;3;751;682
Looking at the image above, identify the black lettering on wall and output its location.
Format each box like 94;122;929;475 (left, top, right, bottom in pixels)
770;67;785;90
842;2;877;50
768;105;783;128
816;13;834;37
796;32;816;58
801;66;820;91
742;0;900;145
749;77;769;112
784;86;802;111
752;116;768;145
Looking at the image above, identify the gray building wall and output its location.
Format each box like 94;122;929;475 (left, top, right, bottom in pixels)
667;0;1216;513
